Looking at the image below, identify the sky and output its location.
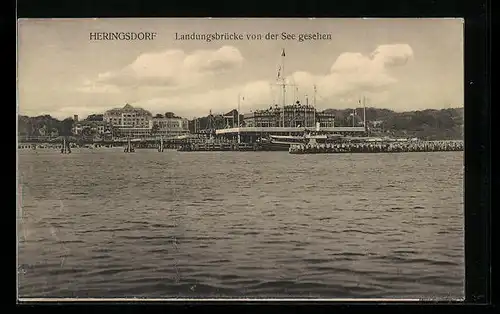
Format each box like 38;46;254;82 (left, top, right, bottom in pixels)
17;18;464;120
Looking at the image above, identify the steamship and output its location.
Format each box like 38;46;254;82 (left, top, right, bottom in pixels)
256;131;344;151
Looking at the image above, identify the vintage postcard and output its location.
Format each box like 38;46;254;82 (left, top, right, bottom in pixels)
16;18;464;301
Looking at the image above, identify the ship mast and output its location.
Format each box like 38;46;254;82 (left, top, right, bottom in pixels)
281;48;286;127
275;48;297;128
353;105;356;127
313;85;317;129
207;109;213;139
62;137;66;154
363;96;367;132
305;94;309;128
237;94;241;144
269;83;275;105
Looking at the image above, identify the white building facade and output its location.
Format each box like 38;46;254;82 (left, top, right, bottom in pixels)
103;104;153;138
152;113;189;137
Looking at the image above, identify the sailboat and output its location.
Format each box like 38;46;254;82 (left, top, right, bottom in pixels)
124;137;135;153
158;135;164;152
61;137;71;154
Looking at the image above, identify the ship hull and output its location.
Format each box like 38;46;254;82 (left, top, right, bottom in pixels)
256;142;293;151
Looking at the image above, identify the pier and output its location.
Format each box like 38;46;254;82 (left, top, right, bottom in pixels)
215;126;366;143
178;138;257;152
288;140;464;154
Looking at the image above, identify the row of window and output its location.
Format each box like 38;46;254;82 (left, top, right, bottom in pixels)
155;122;185;128
245;122;335;127
121;114;146;118
108;118;148;122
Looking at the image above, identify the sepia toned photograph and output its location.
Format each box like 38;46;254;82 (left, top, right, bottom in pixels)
17;18;464;301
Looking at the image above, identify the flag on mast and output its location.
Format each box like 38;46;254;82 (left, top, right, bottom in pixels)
277;65;281;78
281;48;285;57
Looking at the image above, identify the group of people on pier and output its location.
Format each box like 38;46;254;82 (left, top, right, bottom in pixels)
289;140;464;154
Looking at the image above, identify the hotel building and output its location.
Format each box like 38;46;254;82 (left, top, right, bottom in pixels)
152;112;190;137
103;104;153;138
243;103;335;128
72;121;111;136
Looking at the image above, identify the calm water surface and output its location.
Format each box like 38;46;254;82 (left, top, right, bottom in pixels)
17;149;464;299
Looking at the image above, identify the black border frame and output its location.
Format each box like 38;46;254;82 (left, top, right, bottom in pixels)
14;0;492;312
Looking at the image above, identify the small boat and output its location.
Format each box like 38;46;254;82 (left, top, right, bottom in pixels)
158;136;164;152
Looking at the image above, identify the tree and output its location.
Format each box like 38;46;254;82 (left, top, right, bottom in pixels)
59;118;74;136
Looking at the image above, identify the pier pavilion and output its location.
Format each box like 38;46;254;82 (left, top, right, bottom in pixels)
215;126;367;143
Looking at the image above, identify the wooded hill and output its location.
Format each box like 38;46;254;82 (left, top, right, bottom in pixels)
324;107;464;140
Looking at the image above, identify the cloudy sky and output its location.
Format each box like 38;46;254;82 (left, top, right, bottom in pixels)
18;18;463;119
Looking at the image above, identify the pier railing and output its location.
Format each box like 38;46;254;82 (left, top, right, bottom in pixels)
18;135;55;142
215;126;366;135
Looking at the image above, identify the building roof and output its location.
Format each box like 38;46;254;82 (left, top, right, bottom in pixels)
105;103;152;116
152;116;185;121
